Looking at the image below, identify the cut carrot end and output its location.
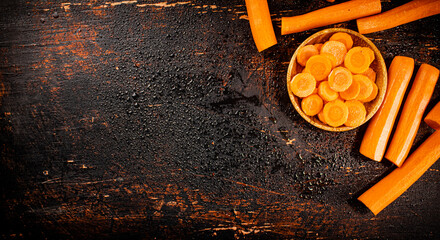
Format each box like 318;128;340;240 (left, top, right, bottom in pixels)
424;101;440;130
321;40;347;66
290;73;317;98
328;67;353;92
329;32;353;50
323;100;349;127
344;100;366;127
304;55;333;81
297;45;319;67
245;0;277;52
344;47;371;74
301;94;324;116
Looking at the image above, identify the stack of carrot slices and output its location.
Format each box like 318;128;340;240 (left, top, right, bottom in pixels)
290;32;378;128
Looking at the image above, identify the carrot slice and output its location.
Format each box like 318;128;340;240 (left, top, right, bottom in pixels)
359;56;415;161
340;78;360;100
320;41;347;66
361;67;376;82
318;110;327;124
323;100;349;127
362;47;375;64
385;63;439;167
320;53;337;69
358;130;440;215
314;43;323;52
329;32;353;50
328;67;353;92
318;81;339;102
281;0;382;35
290;73;317;98
354;75;373;101
301;94;324;116
344;47;371;74
304;55;333;81
245;0;277;52
357;0;440;34
424;101;440;130
361;81;378;103
344;100;366;127
297;45;319;67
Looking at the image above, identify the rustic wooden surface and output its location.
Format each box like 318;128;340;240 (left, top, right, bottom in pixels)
1;0;439;239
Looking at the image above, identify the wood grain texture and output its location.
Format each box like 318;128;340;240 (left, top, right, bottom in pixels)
1;0;439;239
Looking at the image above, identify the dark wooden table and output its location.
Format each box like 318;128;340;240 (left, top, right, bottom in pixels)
1;0;439;239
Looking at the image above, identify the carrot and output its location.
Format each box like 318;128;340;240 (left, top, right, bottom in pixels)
323;99;349;127
320;41;347;66
290;73;317;98
318;110;327;124
353;75;373;101
361;81;378;103
321;53;337;69
361;68;376;82
304;55;333;81
297;45;319;67
301;94;324;116
344;47;371;74
328;67;353;92
359;56;415;161
358;130;440;215
362;47;375;64
344;100;366;127
357;0;440;34
385;64;439;167
245;0;277;52
281;0;382;35
318;81;339;102
424;101;440;130
314;43;323;52
340;79;360;100
329;32;353;50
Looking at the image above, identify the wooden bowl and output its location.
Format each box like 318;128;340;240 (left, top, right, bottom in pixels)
286;28;387;132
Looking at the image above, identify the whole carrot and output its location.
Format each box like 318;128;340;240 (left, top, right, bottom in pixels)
245;0;277;52
385;64;439;167
358;130;440;215
357;0;440;34
359;56;414;161
425;101;440;130
281;0;381;35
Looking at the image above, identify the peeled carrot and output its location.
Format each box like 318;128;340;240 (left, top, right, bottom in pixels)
328;67;353;92
301;94;324;116
362;47;375;64
344;47;371;74
318;110;327;124
353;75;373;101
245;0;277;52
329;32;353;50
281;0;382;35
318;81;339;102
344;100;366;127
361;68;376;82
290;73;317;98
320;41;347;66
357;0;440;34
359;56;414;161
323;100;349;127
358;130;440;215
314;43;323;52
321;53;337;69
304;55;333;81
340;78;360;100
297;45;319;67
424;101;440;130
361;81;378;103
385;64;439;167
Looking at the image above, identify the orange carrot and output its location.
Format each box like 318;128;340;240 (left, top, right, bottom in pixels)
361;81;378;103
323;100;349;127
357;0;440;34
318;110;327;124
318;81;339;102
359;56;414;161
344;47;371;74
301;94;324;116
314;43;323;52
281;0;382;35
385;64;439;167
245;0;277;52
290;73;317;98
362;47;375;64
340;78;360;100
304;55;333;81
424;101;440;130
329;32;353;50
320;41;347;66
297;45;319;67
358;130;440;215
361;68;376;82
353;75;373;101
344;100;366;127
328;67;353;92
321;53;337;69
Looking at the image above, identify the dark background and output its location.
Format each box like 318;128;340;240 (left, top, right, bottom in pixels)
1;0;439;239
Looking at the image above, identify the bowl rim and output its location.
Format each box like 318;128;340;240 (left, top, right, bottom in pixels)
286;28;387;132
